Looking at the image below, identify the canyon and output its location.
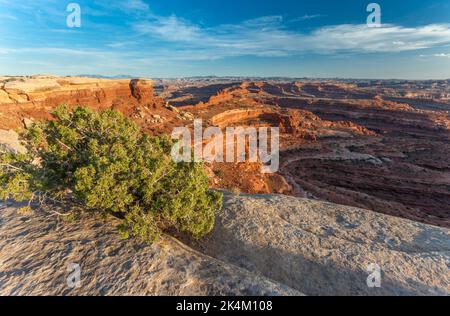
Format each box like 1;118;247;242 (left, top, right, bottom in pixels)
1;75;449;228
166;79;450;228
0;75;449;295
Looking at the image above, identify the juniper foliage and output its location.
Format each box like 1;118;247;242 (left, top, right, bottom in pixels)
0;105;222;243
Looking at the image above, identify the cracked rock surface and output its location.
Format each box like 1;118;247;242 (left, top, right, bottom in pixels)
0;202;301;296
0;192;449;296
188;192;450;296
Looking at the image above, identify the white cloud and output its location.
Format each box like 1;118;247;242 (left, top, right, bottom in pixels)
0;47;124;58
290;14;324;22
90;0;150;16
132;14;450;59
420;53;450;58
121;0;149;12
0;13;18;20
433;53;450;58
300;24;450;53
3;7;450;69
134;15;202;42
106;41;136;48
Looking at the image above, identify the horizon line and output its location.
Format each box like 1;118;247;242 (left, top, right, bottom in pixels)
2;74;450;81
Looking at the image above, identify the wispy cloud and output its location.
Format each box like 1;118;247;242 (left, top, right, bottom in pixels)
106;41;136;48
434;53;450;57
134;15;202;42
1;2;450;78
290;14;324;22
3;7;450;63
302;24;450;53
420;53;450;58
131;14;450;59
120;0;150;12
94;0;151;16
0;13;18;20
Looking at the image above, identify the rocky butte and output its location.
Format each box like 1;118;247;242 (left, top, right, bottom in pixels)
0;75;449;295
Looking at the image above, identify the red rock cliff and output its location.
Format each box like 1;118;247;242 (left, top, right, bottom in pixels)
0;76;163;129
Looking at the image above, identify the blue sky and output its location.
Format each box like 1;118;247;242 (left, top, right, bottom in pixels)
0;0;450;78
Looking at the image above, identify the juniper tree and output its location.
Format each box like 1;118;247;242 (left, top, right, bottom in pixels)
0;105;222;244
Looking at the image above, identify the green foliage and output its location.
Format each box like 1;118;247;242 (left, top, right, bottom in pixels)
0;105;222;243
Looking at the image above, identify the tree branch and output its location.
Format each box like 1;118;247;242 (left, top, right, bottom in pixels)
0;163;24;172
55;138;72;151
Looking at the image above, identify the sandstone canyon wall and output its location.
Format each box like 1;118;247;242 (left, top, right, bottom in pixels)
0;76;163;130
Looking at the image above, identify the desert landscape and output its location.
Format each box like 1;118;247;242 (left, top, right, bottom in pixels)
0;75;449;296
2;0;450;304
1;75;449;227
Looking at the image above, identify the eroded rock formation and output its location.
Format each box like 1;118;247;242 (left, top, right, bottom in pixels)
1;76;449;228
1;76;449;296
0;76;167;130
174;81;450;228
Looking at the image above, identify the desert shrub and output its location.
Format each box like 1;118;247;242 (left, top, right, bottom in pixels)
213;169;224;178
0;105;222;244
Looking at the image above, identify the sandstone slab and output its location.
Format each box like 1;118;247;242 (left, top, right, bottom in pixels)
189;192;450;296
0;202;300;296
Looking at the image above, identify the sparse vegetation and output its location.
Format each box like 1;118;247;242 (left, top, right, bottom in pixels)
0;105;222;244
213;169;224;178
